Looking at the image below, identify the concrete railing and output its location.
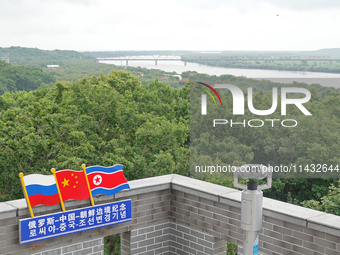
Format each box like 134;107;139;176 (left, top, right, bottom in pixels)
0;174;340;254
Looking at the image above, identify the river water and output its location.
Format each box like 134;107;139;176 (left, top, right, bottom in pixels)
100;60;340;88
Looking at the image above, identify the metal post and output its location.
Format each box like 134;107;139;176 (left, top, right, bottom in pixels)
234;164;272;255
241;181;262;255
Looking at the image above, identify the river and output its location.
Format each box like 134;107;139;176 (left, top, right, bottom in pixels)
99;60;340;88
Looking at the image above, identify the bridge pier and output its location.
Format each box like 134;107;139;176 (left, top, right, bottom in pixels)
184;61;187;66
155;60;157;66
126;60;128;66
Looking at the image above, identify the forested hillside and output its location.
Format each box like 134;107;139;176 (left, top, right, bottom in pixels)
0;71;189;202
0;47;183;88
188;58;340;74
182;49;340;74
0;60;55;93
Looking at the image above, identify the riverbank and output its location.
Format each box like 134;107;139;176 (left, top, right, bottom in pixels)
99;60;340;88
189;59;340;75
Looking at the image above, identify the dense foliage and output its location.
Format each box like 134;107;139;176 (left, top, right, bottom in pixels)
0;71;190;202
186;70;340;204
0;60;55;93
1;65;339;207
45;62;183;88
302;180;340;215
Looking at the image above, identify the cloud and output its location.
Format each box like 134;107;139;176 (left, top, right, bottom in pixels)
264;0;340;11
59;0;94;5
176;0;340;12
1;0;340;51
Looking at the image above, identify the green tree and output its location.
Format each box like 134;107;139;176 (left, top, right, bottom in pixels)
302;180;340;215
0;70;190;202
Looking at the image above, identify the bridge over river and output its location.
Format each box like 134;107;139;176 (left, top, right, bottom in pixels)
97;55;182;65
97;54;339;66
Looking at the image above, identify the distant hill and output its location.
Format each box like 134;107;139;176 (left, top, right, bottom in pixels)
0;47;124;83
0;46;93;68
3;46;340;89
311;48;340;57
4;47;340;65
0;47;183;87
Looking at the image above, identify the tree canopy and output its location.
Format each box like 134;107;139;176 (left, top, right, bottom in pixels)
0;71;190;201
0;60;56;93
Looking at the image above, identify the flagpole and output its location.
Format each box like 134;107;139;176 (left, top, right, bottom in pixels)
51;168;66;212
82;164;95;206
19;173;34;218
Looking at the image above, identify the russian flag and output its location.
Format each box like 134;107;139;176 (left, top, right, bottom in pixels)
86;165;130;196
23;174;60;207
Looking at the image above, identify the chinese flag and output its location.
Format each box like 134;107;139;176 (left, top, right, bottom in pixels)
55;170;90;202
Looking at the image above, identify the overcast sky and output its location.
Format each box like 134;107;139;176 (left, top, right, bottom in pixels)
1;0;340;52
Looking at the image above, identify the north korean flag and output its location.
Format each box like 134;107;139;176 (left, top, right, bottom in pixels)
86;165;130;196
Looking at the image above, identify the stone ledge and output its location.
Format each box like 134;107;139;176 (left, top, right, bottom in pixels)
219;190;242;208
307;214;340;237
175;175;340;236
2;173;340;239
0;202;16;219
262;197;326;227
4;199;31;217
116;174;172;198
0;174;173;219
171;174;239;202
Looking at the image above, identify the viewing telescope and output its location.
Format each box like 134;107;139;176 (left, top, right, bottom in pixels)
233;164;272;255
